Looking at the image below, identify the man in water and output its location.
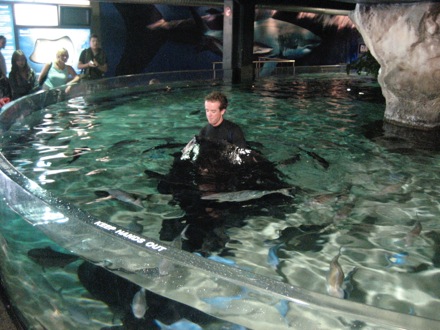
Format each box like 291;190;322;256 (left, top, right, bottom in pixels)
199;91;247;148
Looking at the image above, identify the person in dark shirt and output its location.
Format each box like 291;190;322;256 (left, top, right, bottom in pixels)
199;91;247;148
9;50;36;100
78;34;108;80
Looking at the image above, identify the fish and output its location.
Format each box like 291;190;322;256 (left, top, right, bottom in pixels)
326;249;345;299
265;224;331;253
67;146;90;164
159;225;189;276
276;154;301;166
386;252;409;266
154;318;203;330
405;220;422;246
207;255;237;266
144;169;166;180
131;287;148;319
111;139;140;148
342;267;358;299
142;142;186;154
201;188;294;203
267;243;285;270
93;189;147;208
326;249;358;299
298;147;330;169
27;246;79;270
201;294;244;310
171;224;189;250
202;287;249;310
274;299;289;319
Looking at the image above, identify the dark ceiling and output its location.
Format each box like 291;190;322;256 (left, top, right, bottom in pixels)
98;1;433;15
248;0;433;13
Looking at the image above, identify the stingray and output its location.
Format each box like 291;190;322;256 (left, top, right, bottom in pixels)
150;137;297;254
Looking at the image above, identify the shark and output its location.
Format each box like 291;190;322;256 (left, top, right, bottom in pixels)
253;17;322;76
186;8;321;59
187;8;322;76
115;5;321;76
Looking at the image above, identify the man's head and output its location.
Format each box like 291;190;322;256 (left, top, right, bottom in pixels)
0;36;6;49
204;92;228;127
89;34;99;51
205;91;228;110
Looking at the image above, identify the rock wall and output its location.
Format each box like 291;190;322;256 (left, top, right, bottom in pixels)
350;2;440;129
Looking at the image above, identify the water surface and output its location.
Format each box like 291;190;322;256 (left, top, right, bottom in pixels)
2;73;440;328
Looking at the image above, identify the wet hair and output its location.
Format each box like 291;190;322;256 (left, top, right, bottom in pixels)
90;34;99;40
10;50;31;78
205;91;228;110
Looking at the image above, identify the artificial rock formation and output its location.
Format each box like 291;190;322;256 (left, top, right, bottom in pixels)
351;2;440;130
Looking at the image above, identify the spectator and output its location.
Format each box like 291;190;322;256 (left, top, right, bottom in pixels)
9;50;37;100
78;34;108;80
0;35;7;78
38;48;80;92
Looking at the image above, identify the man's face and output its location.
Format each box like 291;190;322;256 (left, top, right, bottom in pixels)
90;37;98;50
205;100;225;127
0;39;5;49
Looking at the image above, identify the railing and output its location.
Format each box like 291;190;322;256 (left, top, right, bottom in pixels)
212;58;295;79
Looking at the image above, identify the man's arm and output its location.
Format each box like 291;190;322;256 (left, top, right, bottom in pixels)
95;51;108;73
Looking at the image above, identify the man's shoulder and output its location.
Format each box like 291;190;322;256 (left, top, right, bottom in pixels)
222;119;242;130
79;48;89;58
200;124;210;133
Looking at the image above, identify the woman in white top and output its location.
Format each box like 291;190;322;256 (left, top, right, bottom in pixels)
38;48;80;92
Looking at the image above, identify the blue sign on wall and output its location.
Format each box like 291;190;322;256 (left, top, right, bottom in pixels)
17;28;90;75
0;4;16;75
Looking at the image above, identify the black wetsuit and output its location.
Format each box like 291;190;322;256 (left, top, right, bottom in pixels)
199;119;247;148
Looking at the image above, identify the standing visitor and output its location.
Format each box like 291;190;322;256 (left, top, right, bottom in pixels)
0;35;7;78
78;34;108;80
9;50;36;100
38;48;80;92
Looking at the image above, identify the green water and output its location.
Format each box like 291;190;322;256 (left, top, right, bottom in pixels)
2;73;440;328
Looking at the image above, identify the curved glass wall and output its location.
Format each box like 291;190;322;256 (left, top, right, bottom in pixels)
1;72;439;329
